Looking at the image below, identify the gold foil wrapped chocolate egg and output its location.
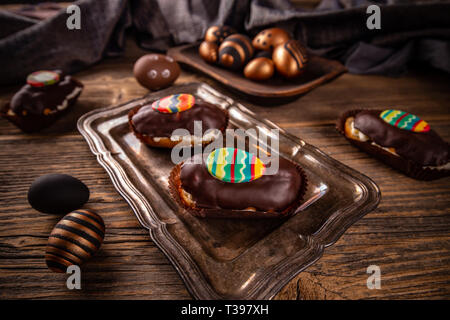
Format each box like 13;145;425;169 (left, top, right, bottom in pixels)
205;25;236;44
244;57;274;81
252;28;291;52
199;41;218;64
272;40;308;79
218;34;254;70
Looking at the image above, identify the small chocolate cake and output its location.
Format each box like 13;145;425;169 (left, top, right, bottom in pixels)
129;94;228;148
169;148;307;218
1;70;83;132
338;109;450;180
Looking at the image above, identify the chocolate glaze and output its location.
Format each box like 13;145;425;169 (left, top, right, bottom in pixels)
131;100;228;137
179;154;303;212
354;110;449;166
10;72;82;115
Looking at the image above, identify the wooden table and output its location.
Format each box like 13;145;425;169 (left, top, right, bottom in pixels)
1;39;449;300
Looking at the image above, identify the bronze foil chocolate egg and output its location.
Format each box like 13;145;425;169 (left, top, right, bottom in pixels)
199;41;218;64
272;40;308;79
204;25;236;44
45;209;105;273
218;34;254;70
133;54;180;91
252;28;291;52
244;57;274;81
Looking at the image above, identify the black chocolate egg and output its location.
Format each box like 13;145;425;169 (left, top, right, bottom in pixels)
204;25;236;44
272;40;308;79
244;57;274;81
45;209;105;273
218;34;254;70
133;54;180;91
252;28;291;52
28;174;89;214
199;41;218;64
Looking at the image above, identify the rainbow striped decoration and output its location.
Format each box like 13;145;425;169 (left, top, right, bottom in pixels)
380;109;430;133
27;70;60;87
151;94;195;113
206;148;266;183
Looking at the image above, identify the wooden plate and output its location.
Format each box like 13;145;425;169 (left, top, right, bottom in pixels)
168;43;347;99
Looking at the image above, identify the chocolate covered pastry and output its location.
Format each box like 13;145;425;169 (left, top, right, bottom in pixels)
169;148;307;218
129;94;228;148
1;70;83;132
338;109;450;180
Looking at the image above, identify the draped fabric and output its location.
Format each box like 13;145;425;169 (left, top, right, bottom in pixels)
1;0;449;85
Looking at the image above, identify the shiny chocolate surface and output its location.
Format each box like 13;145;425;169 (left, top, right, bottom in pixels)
180;153;303;212
354;110;449;166
131;99;227;137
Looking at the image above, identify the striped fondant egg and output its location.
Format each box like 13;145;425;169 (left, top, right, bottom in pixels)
152;94;195;113
380;110;430;132
45;209;105;273
218;34;254;70
206;148;266;183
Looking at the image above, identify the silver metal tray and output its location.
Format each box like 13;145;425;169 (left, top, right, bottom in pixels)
77;82;380;299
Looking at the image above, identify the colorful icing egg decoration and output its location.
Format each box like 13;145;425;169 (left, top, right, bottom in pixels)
244;57;274;81
206;148;266;183
133;54;180;91
204;25;236;44
272;40;308;79
252;28;291;52
45;209;105;273
151;94;195;113
199;41;219;64
380;110;430;132
218;34;254;70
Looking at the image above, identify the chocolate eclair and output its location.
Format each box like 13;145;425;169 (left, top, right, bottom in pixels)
169;148;307;218
129;93;228;148
338;109;450;180
1;70;83;133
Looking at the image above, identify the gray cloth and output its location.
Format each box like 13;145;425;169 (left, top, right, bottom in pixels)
1;0;449;85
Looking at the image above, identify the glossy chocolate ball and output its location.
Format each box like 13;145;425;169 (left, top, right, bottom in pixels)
133;54;180;91
204;25;236;44
199;41;218;64
252;28;291;52
45;209;105;273
272;40;308;79
28;174;89;214
244;57;274;81
218;34;254;70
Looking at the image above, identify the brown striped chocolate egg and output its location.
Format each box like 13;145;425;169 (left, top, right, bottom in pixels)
218;34;254;70
252;28;291;52
204;25;236;44
45;209;105;273
272;40;308;79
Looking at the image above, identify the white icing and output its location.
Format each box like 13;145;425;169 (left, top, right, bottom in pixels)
151;130;220;145
148;70;157;79
54;86;82;112
424;162;450;170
